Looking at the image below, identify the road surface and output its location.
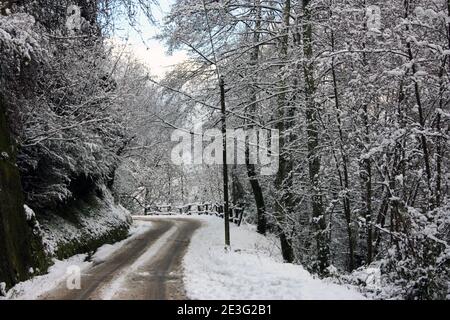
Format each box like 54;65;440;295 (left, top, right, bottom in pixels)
38;217;201;300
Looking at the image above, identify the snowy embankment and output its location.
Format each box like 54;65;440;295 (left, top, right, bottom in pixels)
183;216;366;300
37;186;132;258
1;186;134;298
3;221;153;300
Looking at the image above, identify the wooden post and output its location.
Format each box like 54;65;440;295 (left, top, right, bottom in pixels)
220;76;230;247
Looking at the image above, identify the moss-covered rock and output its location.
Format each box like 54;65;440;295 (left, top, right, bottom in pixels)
0;96;49;291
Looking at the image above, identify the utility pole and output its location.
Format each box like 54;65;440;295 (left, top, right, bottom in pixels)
220;76;230;247
181;174;185;204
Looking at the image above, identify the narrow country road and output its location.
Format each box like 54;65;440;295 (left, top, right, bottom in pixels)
38;217;201;300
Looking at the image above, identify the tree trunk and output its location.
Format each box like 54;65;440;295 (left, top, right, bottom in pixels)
232;165;245;207
330;27;355;271
362;104;373;264
436;0;450;206
404;0;433;208
246;0;267;235
303;0;329;274
359;0;374;264
274;0;294;263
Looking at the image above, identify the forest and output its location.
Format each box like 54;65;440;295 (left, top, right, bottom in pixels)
0;0;449;300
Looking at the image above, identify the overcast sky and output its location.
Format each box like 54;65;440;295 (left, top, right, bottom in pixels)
112;0;187;78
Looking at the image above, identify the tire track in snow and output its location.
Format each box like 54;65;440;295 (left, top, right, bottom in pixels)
38;218;201;300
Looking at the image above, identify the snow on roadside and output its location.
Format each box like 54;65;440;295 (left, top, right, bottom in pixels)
3;220;153;300
183;216;366;300
4;254;90;300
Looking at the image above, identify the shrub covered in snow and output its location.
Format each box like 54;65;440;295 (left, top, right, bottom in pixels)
379;204;450;299
0;3;138;210
37;186;132;259
0;12;44;78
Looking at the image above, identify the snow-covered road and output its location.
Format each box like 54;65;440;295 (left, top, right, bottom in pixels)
5;215;366;300
33;217;200;300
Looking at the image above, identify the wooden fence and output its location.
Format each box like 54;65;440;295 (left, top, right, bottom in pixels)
145;203;244;226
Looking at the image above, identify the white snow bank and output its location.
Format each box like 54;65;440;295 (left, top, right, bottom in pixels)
183;216;366;300
3;221;153;300
4;254;90;300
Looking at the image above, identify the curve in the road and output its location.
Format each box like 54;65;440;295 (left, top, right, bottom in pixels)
38;217;201;300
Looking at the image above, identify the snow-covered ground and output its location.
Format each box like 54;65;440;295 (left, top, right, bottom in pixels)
3;221;153;300
183;216;366;300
